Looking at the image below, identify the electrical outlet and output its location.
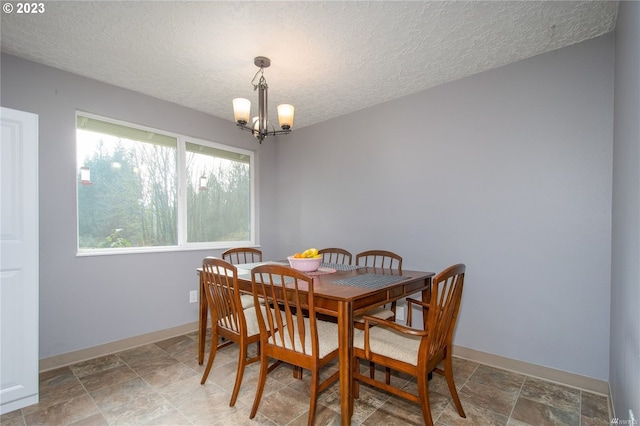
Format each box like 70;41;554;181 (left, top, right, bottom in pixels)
189;290;197;303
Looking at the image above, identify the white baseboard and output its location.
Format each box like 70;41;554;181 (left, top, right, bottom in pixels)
453;345;609;396
1;395;39;416
39;321;199;372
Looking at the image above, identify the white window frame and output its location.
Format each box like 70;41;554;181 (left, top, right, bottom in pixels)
76;111;256;256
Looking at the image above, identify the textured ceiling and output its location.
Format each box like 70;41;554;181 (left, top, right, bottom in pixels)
1;1;618;129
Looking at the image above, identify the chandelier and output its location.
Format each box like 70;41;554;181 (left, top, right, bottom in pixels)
232;56;294;144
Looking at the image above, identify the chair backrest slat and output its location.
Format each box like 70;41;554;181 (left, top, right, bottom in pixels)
202;257;246;335
355;250;402;271
251;264;316;356
318;247;352;265
222;247;262;265
425;264;465;357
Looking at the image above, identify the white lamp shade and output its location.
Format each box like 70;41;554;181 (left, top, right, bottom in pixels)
233;98;251;124
277;104;295;130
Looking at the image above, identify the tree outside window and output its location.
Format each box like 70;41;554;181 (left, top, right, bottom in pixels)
76;113;254;253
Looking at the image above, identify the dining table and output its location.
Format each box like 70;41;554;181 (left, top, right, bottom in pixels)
197;261;435;425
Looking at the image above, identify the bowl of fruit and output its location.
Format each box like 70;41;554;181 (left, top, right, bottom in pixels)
288;248;322;272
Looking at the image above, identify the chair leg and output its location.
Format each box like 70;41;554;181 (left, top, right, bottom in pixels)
229;343;248;406
353;358;361;399
200;331;219;384
370;306;396;382
416;368;435;426
249;352;269;419
308;368;319;426
443;353;465;418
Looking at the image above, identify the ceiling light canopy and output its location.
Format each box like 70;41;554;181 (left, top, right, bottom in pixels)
232;57;294;144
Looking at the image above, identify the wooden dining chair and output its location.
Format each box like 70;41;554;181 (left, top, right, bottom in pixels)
354;250;402;321
199;257;263;406
318;247;352;265
353;264;467;426
355;249;402;270
249;264;340;426
221;247;263;309
354;250;403;381
222;247;262;264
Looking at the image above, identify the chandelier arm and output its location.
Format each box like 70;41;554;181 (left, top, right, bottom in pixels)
235;123;290;136
268;129;292;136
235;123;256;133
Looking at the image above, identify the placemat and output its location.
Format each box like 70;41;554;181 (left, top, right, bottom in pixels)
330;274;409;289
251;273;296;284
321;263;364;271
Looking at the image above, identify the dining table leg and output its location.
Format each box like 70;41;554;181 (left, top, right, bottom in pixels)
338;299;353;425
198;272;207;365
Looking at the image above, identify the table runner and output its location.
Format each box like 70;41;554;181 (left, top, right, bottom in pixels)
307;267;337;276
236;260;286;269
238;272;252;281
237;262;359;281
330;274;410;289
239;266;338;281
236;261;287;278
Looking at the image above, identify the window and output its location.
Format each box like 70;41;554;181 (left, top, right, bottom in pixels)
76;113;254;253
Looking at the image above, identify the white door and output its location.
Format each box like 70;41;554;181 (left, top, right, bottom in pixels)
0;107;39;414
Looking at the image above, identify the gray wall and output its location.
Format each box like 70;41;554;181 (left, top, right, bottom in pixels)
0;30;624;386
276;34;614;381
0;54;279;358
610;1;640;419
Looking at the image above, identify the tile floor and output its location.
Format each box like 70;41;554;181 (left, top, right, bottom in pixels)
1;330;610;425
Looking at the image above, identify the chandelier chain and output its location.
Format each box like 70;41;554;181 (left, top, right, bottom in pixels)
251;68;267;91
